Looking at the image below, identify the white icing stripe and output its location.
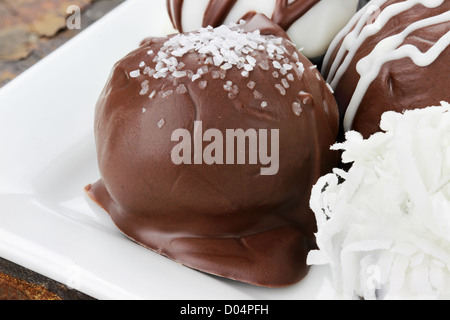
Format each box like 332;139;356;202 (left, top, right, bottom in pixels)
322;0;449;132
329;0;446;89
344;11;450;131
322;0;386;81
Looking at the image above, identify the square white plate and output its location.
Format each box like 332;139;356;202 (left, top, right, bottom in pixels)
0;0;335;300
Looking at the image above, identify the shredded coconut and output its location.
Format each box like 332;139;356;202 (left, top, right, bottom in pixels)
308;102;450;300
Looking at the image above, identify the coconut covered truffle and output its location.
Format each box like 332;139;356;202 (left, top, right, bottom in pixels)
167;0;360;59
308;102;450;300
322;0;450;138
85;15;339;287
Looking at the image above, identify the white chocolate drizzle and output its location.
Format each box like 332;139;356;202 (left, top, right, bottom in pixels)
322;0;450;131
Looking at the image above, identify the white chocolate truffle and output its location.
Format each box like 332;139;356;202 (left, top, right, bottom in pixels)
167;0;359;58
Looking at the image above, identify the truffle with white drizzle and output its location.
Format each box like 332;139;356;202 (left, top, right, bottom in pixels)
322;0;450;138
85;14;339;287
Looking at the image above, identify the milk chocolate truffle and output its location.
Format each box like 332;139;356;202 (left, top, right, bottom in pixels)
85;14;339;287
322;0;450;138
166;0;359;59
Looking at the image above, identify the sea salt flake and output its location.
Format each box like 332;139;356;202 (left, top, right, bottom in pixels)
259;61;270;71
158;51;169;59
211;71;221;79
200;65;209;74
158;119;166;129
223;81;233;92
139;83;149;96
243;64;254;72
221;63;233;70
247;81;256;90
292;102;302;116
273;61;282;69
176;84;187;94
199;80;208;89
213;55;224;66
275;84;286;96
173;71;187;78
129;70;140;78
160;89;173;99
143;67;151;75
296;62;305;74
261;101;268;108
246;55;257;66
253;90;263;99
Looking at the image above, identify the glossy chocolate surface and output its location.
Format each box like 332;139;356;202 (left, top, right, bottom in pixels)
86;15;339;287
323;0;450;138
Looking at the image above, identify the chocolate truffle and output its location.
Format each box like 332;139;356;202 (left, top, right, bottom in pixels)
85;14;339;287
322;0;450;138
166;0;360;59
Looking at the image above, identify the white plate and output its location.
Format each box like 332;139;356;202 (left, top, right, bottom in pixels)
0;0;335;300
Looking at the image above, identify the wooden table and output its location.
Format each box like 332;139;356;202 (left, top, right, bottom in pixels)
0;0;125;88
0;0;125;300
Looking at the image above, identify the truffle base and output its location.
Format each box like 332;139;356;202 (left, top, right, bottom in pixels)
85;181;313;288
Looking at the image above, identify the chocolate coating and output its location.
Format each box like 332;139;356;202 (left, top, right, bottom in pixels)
85;15;339;287
323;0;450;138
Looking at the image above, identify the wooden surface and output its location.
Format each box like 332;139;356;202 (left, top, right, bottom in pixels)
0;258;93;300
0;0;125;88
0;0;125;300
